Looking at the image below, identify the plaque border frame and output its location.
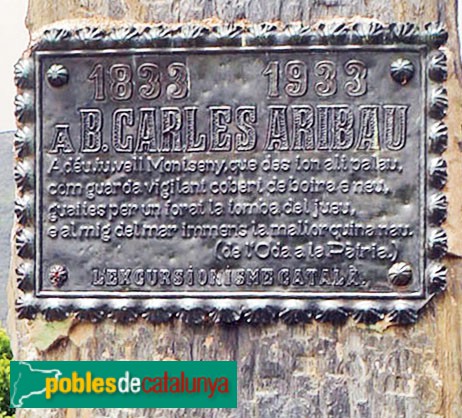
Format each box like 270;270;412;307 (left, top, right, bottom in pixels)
13;21;449;325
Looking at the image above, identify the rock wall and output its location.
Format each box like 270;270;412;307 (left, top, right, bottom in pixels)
9;1;462;417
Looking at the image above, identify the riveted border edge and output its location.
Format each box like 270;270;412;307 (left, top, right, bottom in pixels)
14;20;448;325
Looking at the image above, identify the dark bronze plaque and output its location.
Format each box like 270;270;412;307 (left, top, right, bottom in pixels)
14;22;448;324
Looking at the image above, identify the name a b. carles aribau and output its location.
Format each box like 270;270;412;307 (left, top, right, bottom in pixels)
46;103;408;154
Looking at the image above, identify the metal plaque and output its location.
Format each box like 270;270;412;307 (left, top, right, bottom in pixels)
14;22;449;324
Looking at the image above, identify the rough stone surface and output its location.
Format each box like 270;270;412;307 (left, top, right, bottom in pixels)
8;1;462;417
0;132;14;325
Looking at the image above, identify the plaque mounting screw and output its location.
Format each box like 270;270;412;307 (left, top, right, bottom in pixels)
390;59;414;85
46;64;69;87
388;262;413;286
49;265;68;288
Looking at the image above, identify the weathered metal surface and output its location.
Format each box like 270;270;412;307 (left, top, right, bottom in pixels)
14;22;448;324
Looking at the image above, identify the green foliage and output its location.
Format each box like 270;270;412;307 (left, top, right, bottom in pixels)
0;329;14;417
